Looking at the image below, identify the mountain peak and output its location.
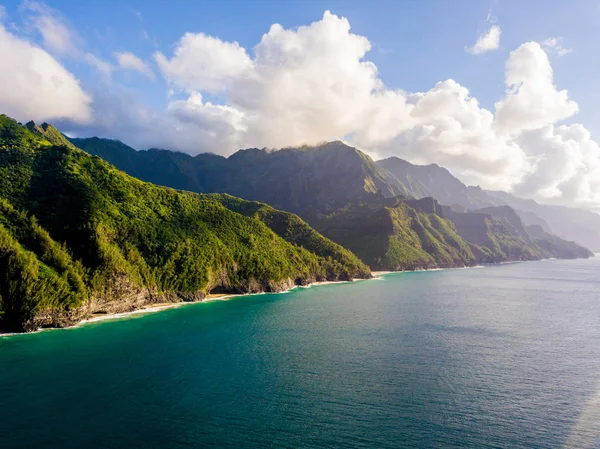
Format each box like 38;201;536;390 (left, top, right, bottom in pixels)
24;119;76;149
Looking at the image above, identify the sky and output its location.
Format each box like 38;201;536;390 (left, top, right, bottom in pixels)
1;0;600;211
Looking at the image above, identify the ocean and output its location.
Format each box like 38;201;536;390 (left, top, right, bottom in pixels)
1;257;599;448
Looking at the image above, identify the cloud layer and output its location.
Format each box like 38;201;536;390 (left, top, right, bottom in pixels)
1;8;599;210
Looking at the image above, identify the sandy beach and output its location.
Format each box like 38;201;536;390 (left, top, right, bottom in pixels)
77;277;371;328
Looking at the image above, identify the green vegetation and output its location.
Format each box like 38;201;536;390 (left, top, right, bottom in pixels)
208;194;370;279
315;199;476;271
73;133;593;270
0;116;369;332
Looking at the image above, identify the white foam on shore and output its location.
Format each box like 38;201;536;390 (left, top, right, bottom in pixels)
0;278;367;337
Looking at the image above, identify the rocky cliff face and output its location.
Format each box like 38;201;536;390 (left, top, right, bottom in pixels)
25;271;314;332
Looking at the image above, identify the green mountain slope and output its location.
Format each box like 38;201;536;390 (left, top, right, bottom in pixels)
72;139;404;218
378;156;600;252
71;134;593;268
315;198;477;270
0;116;369;332
377;156;501;209
526;224;593;259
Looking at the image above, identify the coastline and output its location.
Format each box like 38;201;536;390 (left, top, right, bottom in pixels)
79;276;391;328
0;277;373;338
0;257;586;338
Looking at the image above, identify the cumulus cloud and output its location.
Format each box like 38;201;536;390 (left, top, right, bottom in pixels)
494;42;578;134
155;33;252;91
148;11;599;208
466;25;501;55
515;125;600;208
115;52;154;79
0;23;92;123
354;79;529;190
2;7;598;210
62;89;247;156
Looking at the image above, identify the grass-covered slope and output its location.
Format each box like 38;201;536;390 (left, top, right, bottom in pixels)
442;205;592;262
444;207;543;262
526;224;593;259
207;194;370;279
315;198;476;271
0;116;369;332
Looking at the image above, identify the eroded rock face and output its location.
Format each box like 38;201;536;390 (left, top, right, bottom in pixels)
20;273;332;332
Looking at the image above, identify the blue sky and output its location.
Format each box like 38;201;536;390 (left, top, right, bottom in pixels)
3;0;599;126
1;0;600;210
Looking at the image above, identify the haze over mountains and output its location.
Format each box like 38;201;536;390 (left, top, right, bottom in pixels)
68;132;595;265
73;135;600;251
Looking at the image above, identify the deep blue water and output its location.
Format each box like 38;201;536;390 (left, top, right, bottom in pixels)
1;258;600;448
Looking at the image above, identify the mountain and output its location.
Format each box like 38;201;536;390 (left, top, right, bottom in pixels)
525;224;593;259
0;116;369;332
71;139;404;218
486;190;600;251
25;120;77;149
71;135;592;269
377;156;600;251
377;156;501;209
314;197;477;270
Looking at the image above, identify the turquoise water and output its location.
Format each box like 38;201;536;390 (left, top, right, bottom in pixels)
1;258;600;448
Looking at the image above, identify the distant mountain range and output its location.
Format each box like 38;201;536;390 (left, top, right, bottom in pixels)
71;136;600;251
378;157;600;251
70;135;593;267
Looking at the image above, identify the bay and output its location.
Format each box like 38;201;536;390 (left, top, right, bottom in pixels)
1;257;600;448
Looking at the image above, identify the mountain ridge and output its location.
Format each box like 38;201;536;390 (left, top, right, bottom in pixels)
0;115;370;332
68;132;593;268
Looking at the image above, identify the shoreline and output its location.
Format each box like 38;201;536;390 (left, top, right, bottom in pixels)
0;257;589;338
0;277;370;338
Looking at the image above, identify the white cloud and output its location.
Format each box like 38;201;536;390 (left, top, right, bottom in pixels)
22;1;113;79
494;42;578;134
22;1;77;55
103;12;600;209
466;25;501;55
542;37;573;56
8;8;596;210
353;79;529;190
0;24;92;123
115;52;154;79
514;124;600;207
155;33;252;92
62;89;247;156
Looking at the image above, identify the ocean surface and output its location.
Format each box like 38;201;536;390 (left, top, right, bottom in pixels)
1;258;600;448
